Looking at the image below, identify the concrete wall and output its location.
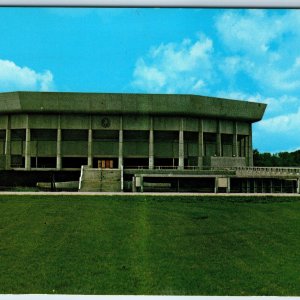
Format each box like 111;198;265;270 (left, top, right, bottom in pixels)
0;92;267;122
79;168;121;192
0;113;254;170
205;156;247;168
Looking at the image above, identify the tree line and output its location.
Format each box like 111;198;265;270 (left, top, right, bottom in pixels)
253;149;300;167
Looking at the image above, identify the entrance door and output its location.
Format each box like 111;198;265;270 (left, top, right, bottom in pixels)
98;159;113;169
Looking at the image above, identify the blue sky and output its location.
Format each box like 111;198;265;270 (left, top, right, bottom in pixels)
0;8;299;153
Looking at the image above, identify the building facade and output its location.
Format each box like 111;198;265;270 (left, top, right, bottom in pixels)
1;91;297;193
0;91;265;171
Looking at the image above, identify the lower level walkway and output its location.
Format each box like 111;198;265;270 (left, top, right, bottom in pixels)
0;191;300;196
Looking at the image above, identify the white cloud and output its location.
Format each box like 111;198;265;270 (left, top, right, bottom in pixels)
0;59;54;92
192;79;205;91
217;90;300;117
258;108;300;134
130;9;300;152
246;92;300;152
216;10;300;93
216;10;284;55
148;36;213;73
219;56;242;77
132;10;300;97
217;91;270;106
133;59;166;93
263;57;300;91
132;34;213;94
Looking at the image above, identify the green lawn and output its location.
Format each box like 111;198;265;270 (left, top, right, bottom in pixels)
1;195;300;295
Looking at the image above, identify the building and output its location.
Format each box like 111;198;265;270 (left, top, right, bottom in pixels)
0;91;299;193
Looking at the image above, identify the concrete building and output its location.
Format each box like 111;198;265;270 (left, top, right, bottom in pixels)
0;91;299;193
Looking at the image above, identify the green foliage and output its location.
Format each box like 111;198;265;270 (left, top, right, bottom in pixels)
1;195;300;295
253;149;300;167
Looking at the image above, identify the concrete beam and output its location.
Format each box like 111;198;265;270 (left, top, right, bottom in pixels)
0;91;267;122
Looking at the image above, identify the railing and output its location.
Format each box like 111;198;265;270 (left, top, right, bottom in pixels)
78;165;86;190
235;166;300;176
64;164;300;178
124;165;300;176
125;165;200;170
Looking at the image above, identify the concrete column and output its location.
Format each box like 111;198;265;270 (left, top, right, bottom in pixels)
227;177;230;193
118;116;123;169
149;117;154;169
198;119;203;168
245;136;249;161
241;138;245;157
242;179;245;193
88;128;93;167
56;116;62;170
270;179;273;193
178;118;184;170
233;121;238;157
25;126;31;170
297;179;300;194
5;116;11;170
246;179;250;193
120;164;124;192
132;176;136;192
293;181;296;193
248;124;253;166
140;176;144;193
217;120;221;156
214;177;218;193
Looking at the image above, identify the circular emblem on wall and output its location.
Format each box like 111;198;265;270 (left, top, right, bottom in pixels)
101;117;111;128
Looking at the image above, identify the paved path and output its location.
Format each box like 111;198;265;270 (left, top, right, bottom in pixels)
0;191;299;196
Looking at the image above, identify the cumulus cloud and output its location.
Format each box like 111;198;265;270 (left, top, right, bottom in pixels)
258;109;300;134
216;89;300;152
131;9;300;151
214;10;300;152
0;59;54;92
219;56;242;78
215;10;284;55
132;34;213;94
132;10;300;97
216;91;300;116
253;105;300;152
133;59;166;93
216;10;300;93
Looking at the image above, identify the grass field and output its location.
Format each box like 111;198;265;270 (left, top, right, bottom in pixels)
1;195;300;295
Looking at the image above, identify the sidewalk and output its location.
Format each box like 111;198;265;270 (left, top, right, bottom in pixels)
0;191;299;196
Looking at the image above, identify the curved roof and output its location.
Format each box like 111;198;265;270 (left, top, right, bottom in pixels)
0;91;266;122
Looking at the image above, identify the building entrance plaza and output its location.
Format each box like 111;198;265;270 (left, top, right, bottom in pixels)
0;91;299;193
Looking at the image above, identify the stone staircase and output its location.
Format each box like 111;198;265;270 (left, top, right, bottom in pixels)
79;166;122;192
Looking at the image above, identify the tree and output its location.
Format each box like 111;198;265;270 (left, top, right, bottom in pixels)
253;149;300;167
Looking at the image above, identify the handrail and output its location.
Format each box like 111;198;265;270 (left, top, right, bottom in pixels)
123;165;300;174
78;165;87;190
